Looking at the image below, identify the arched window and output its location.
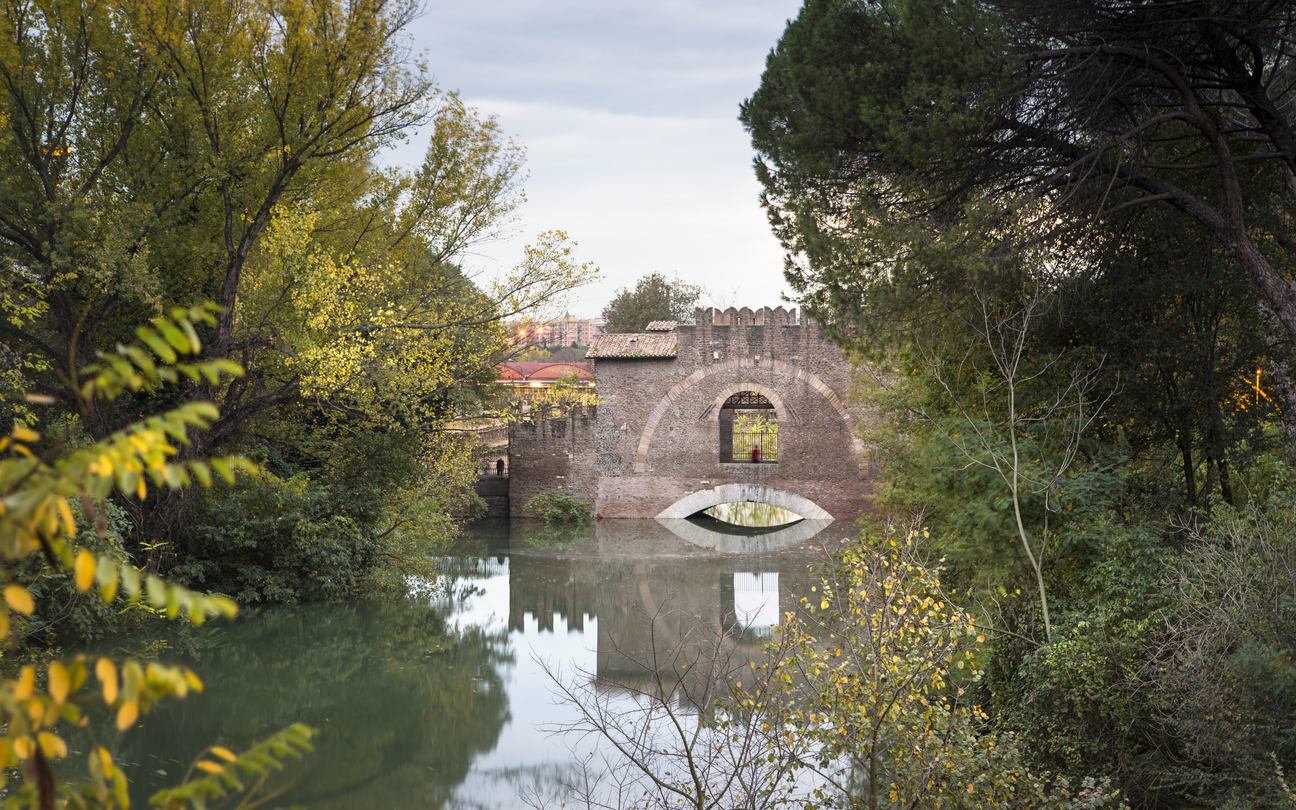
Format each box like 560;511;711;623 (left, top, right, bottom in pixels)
719;391;778;463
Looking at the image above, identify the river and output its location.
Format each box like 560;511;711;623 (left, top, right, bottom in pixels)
111;516;854;809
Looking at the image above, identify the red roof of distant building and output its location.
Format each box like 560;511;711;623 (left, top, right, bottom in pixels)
497;362;593;382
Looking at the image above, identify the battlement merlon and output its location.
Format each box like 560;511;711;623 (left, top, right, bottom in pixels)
692;306;802;326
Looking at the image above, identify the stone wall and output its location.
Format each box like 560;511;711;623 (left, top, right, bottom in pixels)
589;307;872;520
507;407;598;517
472;476;509;519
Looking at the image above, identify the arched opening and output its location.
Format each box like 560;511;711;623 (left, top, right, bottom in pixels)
719;391;778;463
656;484;833;522
700;502;802;528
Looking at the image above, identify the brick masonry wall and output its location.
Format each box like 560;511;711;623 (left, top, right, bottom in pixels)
508;407;598;517
588;312;874;520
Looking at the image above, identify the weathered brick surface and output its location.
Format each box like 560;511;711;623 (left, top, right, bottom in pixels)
506;309;873;520
507;407;598;517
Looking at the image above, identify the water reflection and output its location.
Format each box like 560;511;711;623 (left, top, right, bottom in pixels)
703;501;801;527
110;520;846;809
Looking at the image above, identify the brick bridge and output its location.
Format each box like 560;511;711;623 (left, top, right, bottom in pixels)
508;306;873;521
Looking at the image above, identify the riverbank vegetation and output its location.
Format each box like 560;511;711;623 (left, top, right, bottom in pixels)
0;0;592;802
0;0;593;615
739;1;1296;806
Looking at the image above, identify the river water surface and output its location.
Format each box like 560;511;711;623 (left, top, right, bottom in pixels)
113;517;852;809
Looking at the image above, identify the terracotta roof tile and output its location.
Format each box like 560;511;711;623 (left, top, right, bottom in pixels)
645;320;677;332
497;362;593;381
587;332;678;358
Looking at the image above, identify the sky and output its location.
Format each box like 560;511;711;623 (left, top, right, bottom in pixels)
381;0;806;319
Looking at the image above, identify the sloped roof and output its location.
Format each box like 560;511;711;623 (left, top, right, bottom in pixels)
587;332;678;358
644;320;677;332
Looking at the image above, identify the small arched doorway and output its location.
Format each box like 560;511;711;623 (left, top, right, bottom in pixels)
718;391;778;463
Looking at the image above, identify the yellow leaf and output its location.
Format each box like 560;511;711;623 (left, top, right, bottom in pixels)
97;746;116;778
115;701;139;731
5;584;34;615
12;426;38;442
195;760;224;774
210;745;237;762
48;662;69;703
97;658;119;705
57;497;76;539
37;732;66;759
13;666;33;700
12;736;30;760
75;552;96;593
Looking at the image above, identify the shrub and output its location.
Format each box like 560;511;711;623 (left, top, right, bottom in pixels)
523;489;591;525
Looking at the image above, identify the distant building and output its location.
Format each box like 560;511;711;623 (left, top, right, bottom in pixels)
540;313;606;347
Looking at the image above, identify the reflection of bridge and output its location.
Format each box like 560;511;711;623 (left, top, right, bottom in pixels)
499;521;835;689
508;307;874;522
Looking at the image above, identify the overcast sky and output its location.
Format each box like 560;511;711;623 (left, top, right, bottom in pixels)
382;0;805;319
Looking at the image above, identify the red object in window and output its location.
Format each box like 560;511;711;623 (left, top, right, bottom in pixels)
751;446;761;463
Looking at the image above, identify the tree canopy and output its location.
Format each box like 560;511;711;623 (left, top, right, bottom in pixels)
0;0;593;448
742;4;1296;804
0;0;596;561
601;272;703;333
741;0;1296;359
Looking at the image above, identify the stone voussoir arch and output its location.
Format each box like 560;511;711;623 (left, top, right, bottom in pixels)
705;383;790;422
633;358;866;474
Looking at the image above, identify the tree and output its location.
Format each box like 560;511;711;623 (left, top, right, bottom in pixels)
1046;210;1286;509
533;529;1122;810
741;0;1296;365
912;288;1110;645
0;2;596;558
0;0;428;434
0;0;593;448
0;305;316;809
601;273;703;333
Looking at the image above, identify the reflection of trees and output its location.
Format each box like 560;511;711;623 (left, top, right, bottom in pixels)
116;591;512;810
702;502;800;527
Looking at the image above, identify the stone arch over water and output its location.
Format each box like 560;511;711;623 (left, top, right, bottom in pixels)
655;483;833;521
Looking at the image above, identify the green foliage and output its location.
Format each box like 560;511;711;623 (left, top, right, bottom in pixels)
742;0;1296;362
1147;493;1296;807
174;429;465;604
22;499;136;646
746;2;1296;804
0;305;310;808
769;530;1123;809
977;517;1171;807
523;490;591;525
0;0;596;558
1044;218;1284;509
177;473;383;604
601;272;704;333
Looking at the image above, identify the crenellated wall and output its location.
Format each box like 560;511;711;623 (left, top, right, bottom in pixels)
588;307;873;520
506;307;873;521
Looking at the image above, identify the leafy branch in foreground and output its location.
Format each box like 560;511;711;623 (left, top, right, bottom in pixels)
0;305;311;808
148;724;315;810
